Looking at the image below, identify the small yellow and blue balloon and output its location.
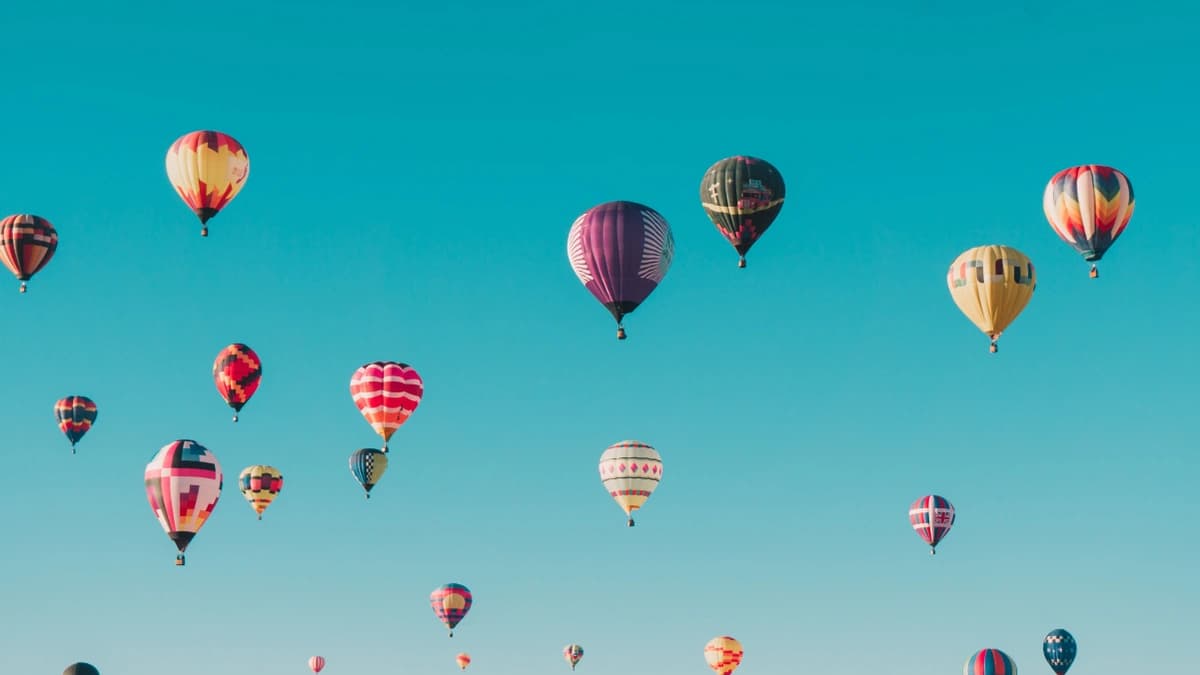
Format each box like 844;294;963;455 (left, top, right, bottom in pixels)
238;465;283;520
54;395;97;454
165;130;249;237
947;245;1036;353
349;448;388;498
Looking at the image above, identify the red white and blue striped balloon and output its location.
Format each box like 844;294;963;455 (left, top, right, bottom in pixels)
909;494;955;554
964;648;1017;675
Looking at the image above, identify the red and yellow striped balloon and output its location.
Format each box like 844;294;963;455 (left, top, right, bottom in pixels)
349;361;423;451
165;130;250;237
238;465;283;520
456;653;471;670
0;214;57;293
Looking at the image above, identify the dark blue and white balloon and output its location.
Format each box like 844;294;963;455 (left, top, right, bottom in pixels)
1043;629;1076;675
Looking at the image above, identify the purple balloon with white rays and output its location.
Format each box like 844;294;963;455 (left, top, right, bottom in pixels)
567;201;674;339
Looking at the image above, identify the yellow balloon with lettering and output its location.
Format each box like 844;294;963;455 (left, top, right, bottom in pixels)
946;244;1036;353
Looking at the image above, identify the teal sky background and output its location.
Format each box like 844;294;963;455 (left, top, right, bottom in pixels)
1;1;1197;673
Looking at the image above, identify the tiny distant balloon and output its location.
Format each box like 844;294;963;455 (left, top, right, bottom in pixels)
349;448;388;498
213;343;262;422
165;130;249;237
308;655;326;673
238;465;283;520
144;440;222;566
964;648;1017;675
947;244;1036;353
456;653;472;670
349;361;423;451
431;582;473;637
1044;165;1134;278
0;214;57;293
567;200;674;340
54;395;97;454
1044;629;1077;675
704;636;744;675
63;663;100;675
909;495;955;555
699;156;786;268
598;440;663;527
564;644;584;670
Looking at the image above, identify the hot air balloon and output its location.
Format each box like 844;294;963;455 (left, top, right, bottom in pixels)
213;343;262;422
0;214;57;293
349;448;388;498
567;200;674;339
238;465;283;520
704;636;743;675
350;361;423;452
63;663;100;675
1044;629;1076;675
564;644;584;670
144;440;222;566
947;245;1036;353
1044;165;1134;278
54;395;97;454
308;656;326;673
165;130;249;237
431;583;472;637
965;648;1017;675
598;440;662;527
700;156;786;268
456;653;472;670
909;494;955;555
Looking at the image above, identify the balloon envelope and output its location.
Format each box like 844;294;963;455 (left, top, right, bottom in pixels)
598;440;663;526
704;636;744;675
1044;629;1076;675
1044;165;1133;271
699;156;786;267
165;130;249;235
0;214;57;292
909;494;955;553
213;343;262;421
567;200;674;338
349;361;423;450
947;244;1036;352
238;465;283;519
308;655;326;673
144;440;222;565
349;448;388;497
964;648;1017;675
63;663;100;675
54;395;98;452
431;582;473;635
456;653;472;670
564;644;584;670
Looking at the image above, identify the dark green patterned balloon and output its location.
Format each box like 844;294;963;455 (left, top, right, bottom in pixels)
699;156;786;268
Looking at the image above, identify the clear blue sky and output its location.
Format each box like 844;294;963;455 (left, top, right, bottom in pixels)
1;1;1196;673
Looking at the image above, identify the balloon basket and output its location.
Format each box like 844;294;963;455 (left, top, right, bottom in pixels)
1089;265;1098;279
175;555;185;567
